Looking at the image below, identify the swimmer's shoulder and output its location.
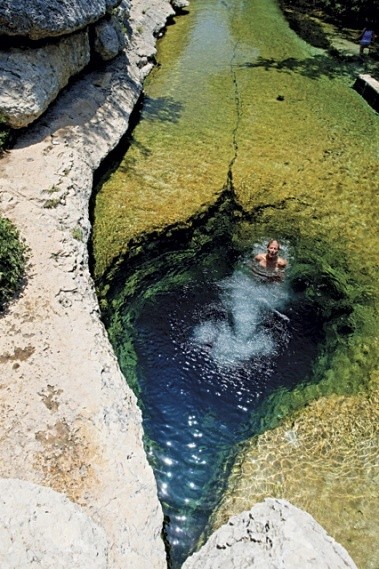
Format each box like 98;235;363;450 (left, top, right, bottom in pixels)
277;257;288;269
255;253;265;262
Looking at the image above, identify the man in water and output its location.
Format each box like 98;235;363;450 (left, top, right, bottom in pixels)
254;239;287;280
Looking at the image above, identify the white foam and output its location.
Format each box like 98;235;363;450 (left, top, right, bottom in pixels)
192;270;290;367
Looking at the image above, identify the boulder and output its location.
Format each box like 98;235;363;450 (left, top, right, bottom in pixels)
0;0;122;40
171;0;190;10
353;73;379;112
0;479;108;568
182;499;358;569
0;30;91;128
93;15;126;61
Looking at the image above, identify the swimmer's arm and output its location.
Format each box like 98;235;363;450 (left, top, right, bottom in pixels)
277;258;288;270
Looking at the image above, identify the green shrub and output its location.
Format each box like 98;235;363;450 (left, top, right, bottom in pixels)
0;111;11;154
0;216;27;309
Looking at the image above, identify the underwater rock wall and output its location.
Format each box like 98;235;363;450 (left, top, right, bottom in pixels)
211;385;379;568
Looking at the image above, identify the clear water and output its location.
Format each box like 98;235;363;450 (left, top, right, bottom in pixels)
93;0;379;566
130;244;323;567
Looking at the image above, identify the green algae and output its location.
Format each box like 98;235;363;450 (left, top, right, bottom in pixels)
92;0;379;565
93;1;239;279
211;384;379;569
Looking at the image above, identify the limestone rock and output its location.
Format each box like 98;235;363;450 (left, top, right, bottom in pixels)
171;0;190;11
182;499;358;569
354;73;379;112
0;0;122;40
0;478;108;568
0;31;90;128
0;1;176;567
93;15;126;61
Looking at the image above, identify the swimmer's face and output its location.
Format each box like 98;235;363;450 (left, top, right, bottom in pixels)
267;241;279;258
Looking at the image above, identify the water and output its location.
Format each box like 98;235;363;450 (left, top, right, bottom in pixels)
93;0;379;565
130;245;322;566
192;271;289;366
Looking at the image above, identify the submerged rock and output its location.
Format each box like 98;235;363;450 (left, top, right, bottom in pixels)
182;499;358;569
212;388;379;569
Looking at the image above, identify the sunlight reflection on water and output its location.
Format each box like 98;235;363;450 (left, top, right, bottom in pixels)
132;242;320;566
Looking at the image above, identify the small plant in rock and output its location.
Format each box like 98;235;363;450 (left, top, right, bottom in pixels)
72;226;84;241
0;126;11;154
43;198;61;209
0;112;12;155
45;185;60;194
0;216;27;310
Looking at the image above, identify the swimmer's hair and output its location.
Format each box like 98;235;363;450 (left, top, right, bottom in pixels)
267;239;280;249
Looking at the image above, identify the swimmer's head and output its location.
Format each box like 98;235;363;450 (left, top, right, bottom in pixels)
267;239;280;258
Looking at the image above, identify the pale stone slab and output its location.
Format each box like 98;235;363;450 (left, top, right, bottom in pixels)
0;31;91;128
182;499;358;569
0;479;108;569
353;73;379;112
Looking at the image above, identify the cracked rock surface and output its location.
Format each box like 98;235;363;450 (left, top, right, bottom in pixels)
0;0;121;39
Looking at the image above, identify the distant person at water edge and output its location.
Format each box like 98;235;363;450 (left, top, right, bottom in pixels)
254;239;287;280
358;24;375;56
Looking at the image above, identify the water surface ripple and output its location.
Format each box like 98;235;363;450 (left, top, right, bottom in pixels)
132;251;321;566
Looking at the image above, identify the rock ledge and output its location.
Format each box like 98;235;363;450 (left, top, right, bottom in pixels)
182;499;358;569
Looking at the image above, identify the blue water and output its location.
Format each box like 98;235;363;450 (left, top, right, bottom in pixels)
129;246;323;567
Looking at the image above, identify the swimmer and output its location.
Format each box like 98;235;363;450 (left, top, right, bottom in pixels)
253;239;287;281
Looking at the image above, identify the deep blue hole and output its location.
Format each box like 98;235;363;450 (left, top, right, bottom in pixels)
117;247;324;567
